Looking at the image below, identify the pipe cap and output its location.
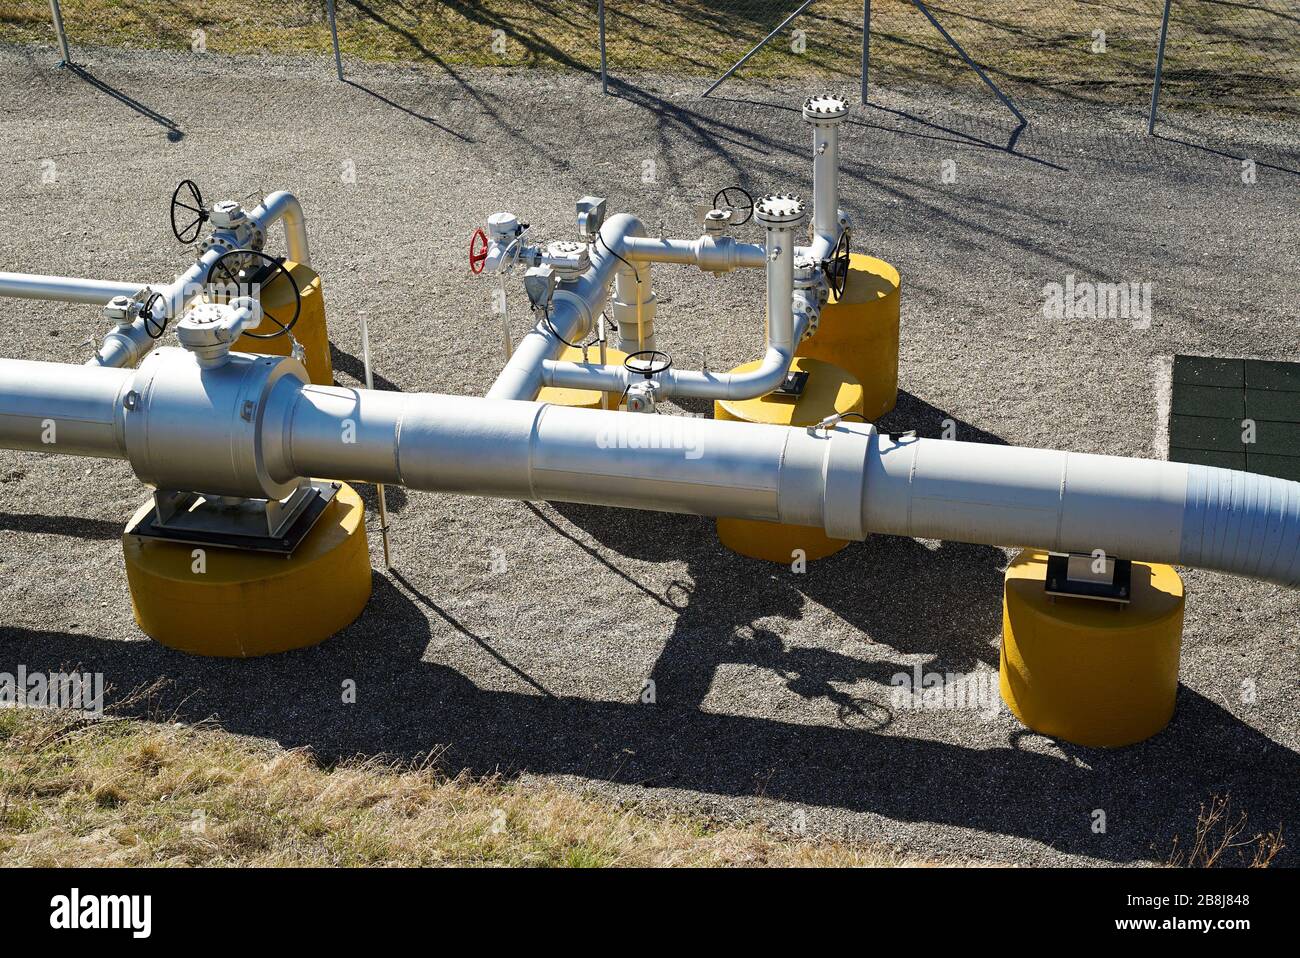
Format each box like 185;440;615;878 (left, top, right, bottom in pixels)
754;194;806;226
803;94;848;124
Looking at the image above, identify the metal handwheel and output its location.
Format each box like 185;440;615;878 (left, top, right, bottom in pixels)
170;179;210;245
205;248;302;339
140;290;168;339
713;186;754;226
825;229;851;300
625;350;672;378
469;228;490;274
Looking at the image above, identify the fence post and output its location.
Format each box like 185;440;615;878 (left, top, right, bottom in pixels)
599;0;608;94
48;0;72;66
1148;0;1173;135
327;0;344;81
862;0;870;105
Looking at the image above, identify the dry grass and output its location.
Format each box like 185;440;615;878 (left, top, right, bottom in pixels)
0;1;1294;114
1167;793;1285;868
0;708;921;867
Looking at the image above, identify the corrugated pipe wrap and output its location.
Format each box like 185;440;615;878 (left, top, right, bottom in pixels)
862;434;1300;589
1181;464;1300;587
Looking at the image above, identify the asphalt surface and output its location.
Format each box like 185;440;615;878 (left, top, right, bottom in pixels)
1;43;1297;866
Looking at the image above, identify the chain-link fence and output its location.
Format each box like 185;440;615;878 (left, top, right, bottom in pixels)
9;2;1297;143
1153;0;1298;121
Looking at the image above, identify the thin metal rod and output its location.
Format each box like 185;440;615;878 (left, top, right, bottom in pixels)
327;0;344;82
48;0;72;66
704;0;818;97
598;0;608;94
1148;0;1173;135
599;315;609;410
910;0;1026;128
359;314;392;567
862;0;871;105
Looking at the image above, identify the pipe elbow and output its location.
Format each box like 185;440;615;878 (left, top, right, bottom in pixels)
88;321;154;369
252;191;311;266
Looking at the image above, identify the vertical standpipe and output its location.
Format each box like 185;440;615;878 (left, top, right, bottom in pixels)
803;94;849;251
754;195;803;354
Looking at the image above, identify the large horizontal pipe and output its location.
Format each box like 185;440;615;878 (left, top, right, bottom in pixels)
0;358;129;458
865;433;1300;588
3;356;1297;588
283;381;1300;586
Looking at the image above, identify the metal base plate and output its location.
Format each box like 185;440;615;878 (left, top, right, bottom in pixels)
772;369;810;399
1044;552;1133;604
125;481;340;555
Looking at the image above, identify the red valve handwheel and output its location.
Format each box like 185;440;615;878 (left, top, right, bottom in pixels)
469;228;489;274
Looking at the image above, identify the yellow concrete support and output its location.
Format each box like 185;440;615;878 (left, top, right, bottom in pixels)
123;483;372;657
714;357;864;563
536;344;628;409
999;550;1185;747
796;252;900;420
232;261;333;385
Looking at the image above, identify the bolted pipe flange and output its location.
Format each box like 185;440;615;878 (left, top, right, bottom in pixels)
803;93;849;126
754;194;806;229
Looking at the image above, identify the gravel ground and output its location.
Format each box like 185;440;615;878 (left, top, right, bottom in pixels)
1;43;1297;867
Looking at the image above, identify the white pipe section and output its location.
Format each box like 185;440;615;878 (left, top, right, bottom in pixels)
2;356;1298;587
812;122;840;242
621;235;766;272
864;433;1300;588
0;272;144;305
0;358;129;458
283;386;865;528
248;191;311;266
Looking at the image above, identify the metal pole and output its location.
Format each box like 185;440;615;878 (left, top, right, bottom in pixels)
862;0;871;105
599;0;608;94
48;0;72;66
911;0;1025;129
1148;0;1173;135
327;0;344;82
704;0;819;97
359;316;392;567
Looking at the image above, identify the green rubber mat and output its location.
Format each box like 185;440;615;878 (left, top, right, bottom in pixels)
1169;356;1300;482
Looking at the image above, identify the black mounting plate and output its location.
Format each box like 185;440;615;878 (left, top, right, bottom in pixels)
772;369;810;399
124;481;339;556
1044;552;1133;604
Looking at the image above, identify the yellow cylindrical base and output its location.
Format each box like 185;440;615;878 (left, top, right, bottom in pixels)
999;550;1185;747
123;483;372;657
536;345;628;409
796;252;900;420
714;357;863;563
232;261;333;385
